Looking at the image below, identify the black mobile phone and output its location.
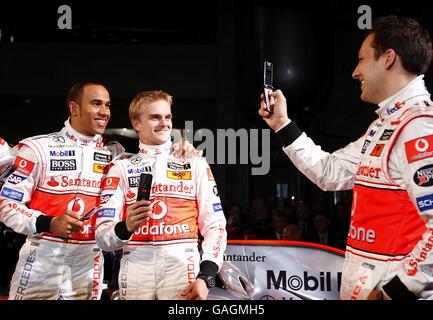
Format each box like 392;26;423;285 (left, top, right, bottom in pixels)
80;207;99;221
263;61;273;113
137;173;153;201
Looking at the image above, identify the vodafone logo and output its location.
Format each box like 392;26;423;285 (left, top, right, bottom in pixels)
150;200;168;220
102;177;120;190
19;159;27;168
13;156;35;176
68;198;85;215
405;135;433;163
415;139;429;152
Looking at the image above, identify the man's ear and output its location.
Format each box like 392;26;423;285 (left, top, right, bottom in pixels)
69;101;79;116
383;48;397;70
131;119;141;132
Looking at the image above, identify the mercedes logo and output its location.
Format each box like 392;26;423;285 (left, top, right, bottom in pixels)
53;136;65;143
130;156;142;165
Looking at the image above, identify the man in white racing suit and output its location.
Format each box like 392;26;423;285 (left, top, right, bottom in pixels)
0;138;16;176
259;16;433;300
0;82;124;299
96;90;227;300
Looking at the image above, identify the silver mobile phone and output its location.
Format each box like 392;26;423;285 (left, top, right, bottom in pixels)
263;61;273;113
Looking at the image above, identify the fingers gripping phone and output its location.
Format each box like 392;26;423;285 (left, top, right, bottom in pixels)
263;61;273;113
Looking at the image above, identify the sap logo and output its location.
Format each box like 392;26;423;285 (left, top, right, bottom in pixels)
417;194;433;212
100;194;113;204
49;150;75;157
50;159;77;171
213;203;223;212
7;174;27;185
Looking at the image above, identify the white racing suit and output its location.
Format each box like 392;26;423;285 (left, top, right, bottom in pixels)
0;120;123;299
95;140;227;299
276;75;433;299
0;137;16;176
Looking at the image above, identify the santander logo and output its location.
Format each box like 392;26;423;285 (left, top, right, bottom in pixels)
47;177;59;187
126;190;136;199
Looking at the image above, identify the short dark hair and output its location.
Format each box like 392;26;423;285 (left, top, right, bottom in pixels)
66;81;108;114
368;16;433;75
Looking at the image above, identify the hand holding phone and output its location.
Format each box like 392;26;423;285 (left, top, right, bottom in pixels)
263;61;274;114
137;173;153;201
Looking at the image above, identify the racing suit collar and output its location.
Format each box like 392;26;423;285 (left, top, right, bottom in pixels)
376;75;431;120
60;119;104;147
139;140;172;156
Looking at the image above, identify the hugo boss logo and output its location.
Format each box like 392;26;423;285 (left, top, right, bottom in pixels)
50;159;77;171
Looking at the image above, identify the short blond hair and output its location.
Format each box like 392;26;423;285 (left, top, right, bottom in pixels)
129;90;173;121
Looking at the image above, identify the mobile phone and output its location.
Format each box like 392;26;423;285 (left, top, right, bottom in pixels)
263;61;273;114
80;207;99;221
137;173;153;201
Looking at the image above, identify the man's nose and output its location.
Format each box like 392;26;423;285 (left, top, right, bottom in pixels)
352;67;359;79
99;105;110;117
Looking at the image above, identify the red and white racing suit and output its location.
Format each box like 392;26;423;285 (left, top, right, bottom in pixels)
276;76;433;299
95;141;227;299
0;137;16;175
0;120;123;300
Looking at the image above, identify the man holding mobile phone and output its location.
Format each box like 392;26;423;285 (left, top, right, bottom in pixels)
0;82;121;299
95;90;227;300
259;16;433;300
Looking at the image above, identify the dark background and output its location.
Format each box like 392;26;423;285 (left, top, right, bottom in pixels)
1;0;433;211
